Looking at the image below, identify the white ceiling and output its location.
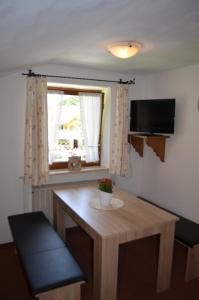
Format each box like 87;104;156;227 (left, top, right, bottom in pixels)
0;0;199;74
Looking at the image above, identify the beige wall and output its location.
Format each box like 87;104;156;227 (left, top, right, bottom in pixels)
116;64;199;223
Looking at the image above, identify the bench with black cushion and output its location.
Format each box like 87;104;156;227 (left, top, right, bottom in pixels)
138;196;199;281
8;211;87;300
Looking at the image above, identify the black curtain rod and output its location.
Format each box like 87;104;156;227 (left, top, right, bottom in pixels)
21;69;135;85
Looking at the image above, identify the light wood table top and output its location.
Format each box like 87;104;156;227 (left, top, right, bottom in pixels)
53;181;178;300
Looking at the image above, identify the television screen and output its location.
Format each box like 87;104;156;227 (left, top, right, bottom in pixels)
130;99;175;134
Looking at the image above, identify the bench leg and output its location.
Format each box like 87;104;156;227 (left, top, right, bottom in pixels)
185;244;199;281
37;281;84;300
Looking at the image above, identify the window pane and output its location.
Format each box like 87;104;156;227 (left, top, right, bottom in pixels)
47;93;86;164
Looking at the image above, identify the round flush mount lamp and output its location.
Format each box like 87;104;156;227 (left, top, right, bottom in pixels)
107;41;142;59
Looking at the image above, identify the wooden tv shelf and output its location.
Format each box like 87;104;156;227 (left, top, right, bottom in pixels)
128;134;169;162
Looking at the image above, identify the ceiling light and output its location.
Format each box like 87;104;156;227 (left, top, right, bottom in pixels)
107;41;142;59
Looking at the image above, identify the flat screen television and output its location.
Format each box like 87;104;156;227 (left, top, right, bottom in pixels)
130;99;175;134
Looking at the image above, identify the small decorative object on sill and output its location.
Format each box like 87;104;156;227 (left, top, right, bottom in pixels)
98;178;113;207
68;156;81;171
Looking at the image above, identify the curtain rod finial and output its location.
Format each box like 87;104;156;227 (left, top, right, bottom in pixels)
28;69;32;76
28;69;36;77
118;78;135;85
128;78;135;85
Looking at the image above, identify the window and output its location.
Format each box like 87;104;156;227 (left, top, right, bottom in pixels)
47;86;104;169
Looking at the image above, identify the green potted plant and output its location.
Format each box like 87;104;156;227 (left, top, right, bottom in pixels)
98;178;113;206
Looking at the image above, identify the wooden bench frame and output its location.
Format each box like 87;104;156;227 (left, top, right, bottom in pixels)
36;281;84;300
185;244;199;281
138;196;199;282
8;212;86;300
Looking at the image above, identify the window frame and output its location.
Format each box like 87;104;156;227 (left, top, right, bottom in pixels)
48;86;104;170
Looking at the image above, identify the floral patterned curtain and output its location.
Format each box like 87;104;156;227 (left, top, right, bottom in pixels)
24;76;49;186
110;84;129;176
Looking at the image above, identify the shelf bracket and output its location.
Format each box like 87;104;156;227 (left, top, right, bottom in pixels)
145;136;166;162
128;134;144;157
128;134;168;162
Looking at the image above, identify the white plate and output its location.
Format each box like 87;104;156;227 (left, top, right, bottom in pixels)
89;197;124;210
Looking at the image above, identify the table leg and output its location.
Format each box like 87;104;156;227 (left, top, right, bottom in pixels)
53;196;66;242
156;221;175;292
93;236;119;300
53;195;58;230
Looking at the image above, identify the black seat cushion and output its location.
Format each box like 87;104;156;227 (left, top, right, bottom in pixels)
175;216;199;247
8;211;65;256
8;211;87;295
138;196;199;247
21;247;86;295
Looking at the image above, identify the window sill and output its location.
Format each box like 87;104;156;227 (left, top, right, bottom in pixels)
49;166;109;176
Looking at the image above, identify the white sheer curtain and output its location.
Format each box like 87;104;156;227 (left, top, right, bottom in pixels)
110;84;129;176
79;93;102;162
24;76;49;186
47;91;64;164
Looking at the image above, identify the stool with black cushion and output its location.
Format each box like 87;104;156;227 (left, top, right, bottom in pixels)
138;196;199;282
8;211;87;300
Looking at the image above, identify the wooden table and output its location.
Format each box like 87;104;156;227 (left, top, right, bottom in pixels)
53;182;178;300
